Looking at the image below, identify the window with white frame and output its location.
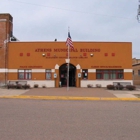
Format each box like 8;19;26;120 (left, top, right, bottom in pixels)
46;69;51;79
96;69;123;79
82;69;88;79
18;70;32;80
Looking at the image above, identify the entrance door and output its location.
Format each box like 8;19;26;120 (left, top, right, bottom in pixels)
59;63;76;87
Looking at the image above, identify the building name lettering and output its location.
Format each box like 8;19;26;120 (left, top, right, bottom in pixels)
80;49;100;52
20;66;42;68
35;49;52;52
35;48;100;52
91;66;122;68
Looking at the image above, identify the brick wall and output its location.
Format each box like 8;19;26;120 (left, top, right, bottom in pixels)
0;13;13;84
132;58;140;65
133;64;140;85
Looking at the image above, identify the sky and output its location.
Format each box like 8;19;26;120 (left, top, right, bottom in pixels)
1;0;140;58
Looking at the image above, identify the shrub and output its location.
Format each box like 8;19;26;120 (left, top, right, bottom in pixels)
115;85;124;90
107;85;115;90
87;84;93;88
26;84;30;89
16;84;22;89
7;83;30;89
34;84;39;88
126;85;136;90
22;84;30;89
42;85;46;88
7;84;15;89
96;84;101;88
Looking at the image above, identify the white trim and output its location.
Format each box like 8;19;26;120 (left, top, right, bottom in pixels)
27;80;55;88
124;69;132;72
76;64;81;69
65;59;70;63
88;69;96;72
3;68;133;73
55;64;59;69
7;69;55;73
0;69;8;72
0;19;7;22
32;69;45;73
8;69;17;73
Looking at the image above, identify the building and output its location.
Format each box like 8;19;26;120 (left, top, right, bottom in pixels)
132;58;140;85
0;13;133;88
0;13;13;86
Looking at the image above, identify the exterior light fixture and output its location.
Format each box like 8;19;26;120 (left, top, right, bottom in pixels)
90;53;93;57
42;53;45;57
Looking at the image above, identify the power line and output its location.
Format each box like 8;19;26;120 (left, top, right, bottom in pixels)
8;0;135;20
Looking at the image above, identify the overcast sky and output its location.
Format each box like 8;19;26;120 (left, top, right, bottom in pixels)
1;0;140;58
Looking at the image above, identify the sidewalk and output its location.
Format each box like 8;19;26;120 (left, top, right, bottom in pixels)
0;87;140;101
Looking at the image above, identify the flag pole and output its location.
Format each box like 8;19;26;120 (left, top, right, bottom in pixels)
67;27;70;91
67;44;69;91
66;27;73;91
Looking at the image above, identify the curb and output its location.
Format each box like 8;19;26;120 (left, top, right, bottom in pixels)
0;95;140;101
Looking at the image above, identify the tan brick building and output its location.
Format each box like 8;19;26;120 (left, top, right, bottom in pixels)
132;58;140;85
0;13;133;87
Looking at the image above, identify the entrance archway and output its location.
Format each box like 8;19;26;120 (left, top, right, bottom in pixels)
59;63;76;87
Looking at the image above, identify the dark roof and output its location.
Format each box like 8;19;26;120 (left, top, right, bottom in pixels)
132;63;140;66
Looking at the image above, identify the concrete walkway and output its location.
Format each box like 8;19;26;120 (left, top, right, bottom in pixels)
0;87;140;101
0;88;29;96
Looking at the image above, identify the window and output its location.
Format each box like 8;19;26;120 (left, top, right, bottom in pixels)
27;53;30;56
18;70;31;80
138;70;140;76
19;53;23;56
46;69;51;79
96;69;123;80
112;53;115;56
96;70;102;79
82;69;88;79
